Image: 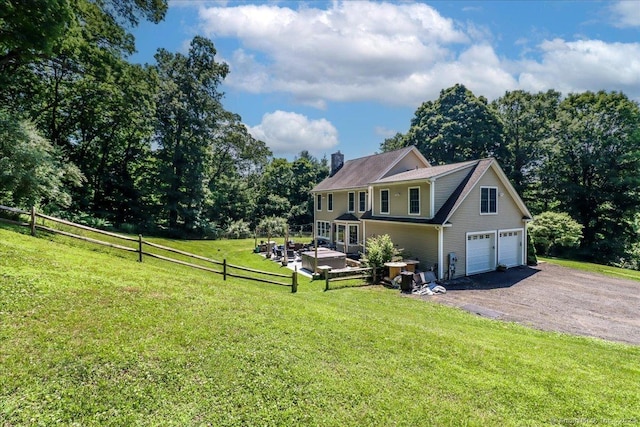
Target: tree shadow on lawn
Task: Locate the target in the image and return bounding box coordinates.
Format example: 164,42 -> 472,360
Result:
444,265 -> 541,291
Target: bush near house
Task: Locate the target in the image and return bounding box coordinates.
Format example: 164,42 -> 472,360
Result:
361,234 -> 400,268
529,211 -> 583,256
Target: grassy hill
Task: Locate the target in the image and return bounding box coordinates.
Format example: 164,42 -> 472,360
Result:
1,225 -> 639,426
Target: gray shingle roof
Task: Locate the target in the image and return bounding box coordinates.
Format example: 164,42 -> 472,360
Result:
373,160 -> 478,184
312,146 -> 418,192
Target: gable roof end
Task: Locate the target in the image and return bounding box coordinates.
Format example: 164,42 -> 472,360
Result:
312,146 -> 428,192
433,158 -> 532,225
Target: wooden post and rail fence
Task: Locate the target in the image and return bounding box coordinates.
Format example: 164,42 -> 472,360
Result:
0,205 -> 298,293
323,266 -> 382,291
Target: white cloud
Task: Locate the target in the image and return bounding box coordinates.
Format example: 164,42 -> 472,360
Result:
516,39 -> 640,97
196,1 -> 640,106
247,111 -> 339,157
610,1 -> 640,28
199,1 -> 476,106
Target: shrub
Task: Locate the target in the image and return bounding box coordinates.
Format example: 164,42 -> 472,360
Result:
529,211 -> 583,256
362,234 -> 399,268
226,220 -> 252,239
527,232 -> 538,265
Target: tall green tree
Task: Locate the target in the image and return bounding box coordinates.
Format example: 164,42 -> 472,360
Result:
405,84 -> 505,164
154,36 -> 230,231
0,110 -> 82,209
1,0 -> 166,221
544,91 -> 640,262
492,90 -> 561,211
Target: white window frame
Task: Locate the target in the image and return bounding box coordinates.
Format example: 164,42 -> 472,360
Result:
347,192 -> 355,213
408,186 -> 420,215
358,191 -> 367,213
316,220 -> 331,239
336,224 -> 346,244
348,224 -> 359,245
327,193 -> 333,212
316,194 -> 322,211
480,186 -> 498,215
380,189 -> 390,214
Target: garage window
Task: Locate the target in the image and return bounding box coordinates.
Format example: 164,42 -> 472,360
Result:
480,187 -> 497,214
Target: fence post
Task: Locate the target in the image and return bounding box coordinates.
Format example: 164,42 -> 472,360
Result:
30,206 -> 36,236
325,273 -> 330,292
372,267 -> 377,284
138,234 -> 143,262
291,268 -> 297,293
223,259 -> 227,281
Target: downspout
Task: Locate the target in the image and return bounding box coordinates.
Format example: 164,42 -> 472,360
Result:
523,218 -> 531,265
437,226 -> 444,280
429,179 -> 436,218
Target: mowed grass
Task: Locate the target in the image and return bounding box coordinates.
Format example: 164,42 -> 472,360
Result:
540,256 -> 640,282
1,225 -> 639,426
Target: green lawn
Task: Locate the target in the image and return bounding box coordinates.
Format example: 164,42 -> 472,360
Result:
539,256 -> 640,282
1,224 -> 639,426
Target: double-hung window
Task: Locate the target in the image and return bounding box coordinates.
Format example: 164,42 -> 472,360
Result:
480,187 -> 498,214
358,191 -> 366,212
336,224 -> 346,243
316,221 -> 330,238
348,192 -> 355,212
409,187 -> 420,215
327,193 -> 333,211
317,194 -> 322,211
380,189 -> 390,214
348,225 -> 359,245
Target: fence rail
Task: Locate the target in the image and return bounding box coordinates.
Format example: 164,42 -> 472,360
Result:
0,205 -> 297,293
324,267 -> 381,291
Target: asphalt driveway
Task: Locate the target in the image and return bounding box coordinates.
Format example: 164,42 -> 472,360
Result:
424,262 -> 640,345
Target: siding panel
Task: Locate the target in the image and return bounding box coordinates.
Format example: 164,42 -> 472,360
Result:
444,167 -> 526,277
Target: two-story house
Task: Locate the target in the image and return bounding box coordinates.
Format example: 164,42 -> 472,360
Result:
311,146 -> 532,279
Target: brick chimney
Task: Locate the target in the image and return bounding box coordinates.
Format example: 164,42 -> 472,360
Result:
330,151 -> 344,176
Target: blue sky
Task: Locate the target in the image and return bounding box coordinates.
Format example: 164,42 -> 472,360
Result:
130,1 -> 640,161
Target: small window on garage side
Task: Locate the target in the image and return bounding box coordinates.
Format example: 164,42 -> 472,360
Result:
480,187 -> 497,214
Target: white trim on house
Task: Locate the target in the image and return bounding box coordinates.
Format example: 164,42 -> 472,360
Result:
358,190 -> 367,213
316,220 -> 331,239
429,179 -> 435,218
347,191 -> 355,213
480,186 -> 498,215
408,186 -> 420,216
437,226 -> 444,280
380,188 -> 390,214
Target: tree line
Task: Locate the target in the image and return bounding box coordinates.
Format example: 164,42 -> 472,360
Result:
2,2 -> 639,267
0,0 -> 328,238
382,84 -> 640,267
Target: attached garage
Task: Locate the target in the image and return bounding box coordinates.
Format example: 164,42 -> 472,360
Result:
466,231 -> 496,275
498,229 -> 523,268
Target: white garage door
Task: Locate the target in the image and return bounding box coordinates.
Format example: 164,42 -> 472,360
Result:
467,233 -> 495,275
499,230 -> 522,268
